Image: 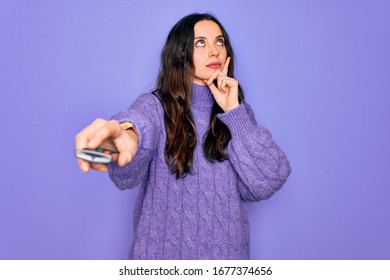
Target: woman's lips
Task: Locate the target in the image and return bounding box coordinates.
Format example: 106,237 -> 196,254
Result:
206,62 -> 222,69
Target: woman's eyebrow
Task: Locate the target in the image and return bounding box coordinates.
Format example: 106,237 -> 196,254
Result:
194,35 -> 224,40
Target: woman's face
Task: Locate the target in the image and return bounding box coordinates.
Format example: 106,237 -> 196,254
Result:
192,20 -> 228,85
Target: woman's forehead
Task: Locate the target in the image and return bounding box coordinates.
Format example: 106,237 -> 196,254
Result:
194,20 -> 223,38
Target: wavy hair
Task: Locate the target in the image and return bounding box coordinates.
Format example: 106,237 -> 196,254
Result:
154,13 -> 244,178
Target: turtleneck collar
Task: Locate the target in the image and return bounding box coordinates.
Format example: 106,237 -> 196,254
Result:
191,83 -> 214,108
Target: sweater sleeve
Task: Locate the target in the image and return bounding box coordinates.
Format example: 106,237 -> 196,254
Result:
107,93 -> 161,190
217,102 -> 291,202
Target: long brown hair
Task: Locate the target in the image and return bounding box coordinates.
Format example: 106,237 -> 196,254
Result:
154,13 -> 244,178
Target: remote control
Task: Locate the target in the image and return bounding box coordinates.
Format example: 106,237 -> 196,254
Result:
75,148 -> 118,165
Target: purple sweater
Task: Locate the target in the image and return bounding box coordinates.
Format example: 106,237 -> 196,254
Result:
108,84 -> 291,259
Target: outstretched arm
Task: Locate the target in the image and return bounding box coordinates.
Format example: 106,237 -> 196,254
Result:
107,93 -> 162,190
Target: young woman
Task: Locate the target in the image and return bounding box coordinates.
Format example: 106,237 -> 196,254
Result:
75,13 -> 291,260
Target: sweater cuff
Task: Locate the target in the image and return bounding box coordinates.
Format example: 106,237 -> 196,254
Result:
217,104 -> 253,138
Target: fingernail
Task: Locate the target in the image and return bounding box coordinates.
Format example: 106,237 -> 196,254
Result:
120,155 -> 130,166
120,157 -> 127,166
81,163 -> 88,173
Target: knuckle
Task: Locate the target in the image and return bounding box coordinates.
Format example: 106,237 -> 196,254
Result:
100,124 -> 111,134
75,133 -> 82,142
107,120 -> 121,133
107,119 -> 119,126
92,118 -> 104,125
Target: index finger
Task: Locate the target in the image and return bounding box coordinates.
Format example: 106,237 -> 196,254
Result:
88,120 -> 122,149
75,118 -> 106,151
222,57 -> 231,75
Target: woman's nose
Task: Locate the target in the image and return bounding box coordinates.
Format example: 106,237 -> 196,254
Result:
209,45 -> 219,57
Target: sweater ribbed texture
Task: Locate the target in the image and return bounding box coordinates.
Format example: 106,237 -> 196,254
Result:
108,84 -> 291,259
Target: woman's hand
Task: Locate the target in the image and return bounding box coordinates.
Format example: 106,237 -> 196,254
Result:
75,118 -> 138,173
203,57 -> 240,112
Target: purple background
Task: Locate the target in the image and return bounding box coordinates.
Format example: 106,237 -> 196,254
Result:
1,0 -> 389,259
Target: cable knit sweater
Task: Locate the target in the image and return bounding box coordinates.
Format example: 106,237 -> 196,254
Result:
108,84 -> 291,259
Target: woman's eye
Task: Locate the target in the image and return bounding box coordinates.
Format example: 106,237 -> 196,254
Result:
217,39 -> 224,46
195,40 -> 205,47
